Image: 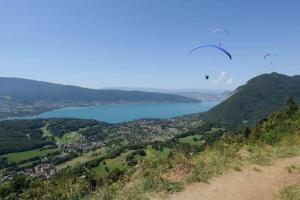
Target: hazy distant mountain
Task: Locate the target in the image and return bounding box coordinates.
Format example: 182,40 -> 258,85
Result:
0,77 -> 198,119
170,90 -> 230,101
101,87 -> 230,101
200,72 -> 300,126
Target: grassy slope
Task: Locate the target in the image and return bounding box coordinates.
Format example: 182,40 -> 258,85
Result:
92,150 -> 134,178
56,148 -> 106,170
179,135 -> 204,145
41,123 -> 51,138
94,106 -> 300,200
276,182 -> 300,200
275,163 -> 300,200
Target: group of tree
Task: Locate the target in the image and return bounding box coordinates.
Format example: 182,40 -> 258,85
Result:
0,120 -> 52,155
200,73 -> 300,127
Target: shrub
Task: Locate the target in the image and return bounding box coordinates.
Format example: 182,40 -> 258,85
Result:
108,168 -> 123,182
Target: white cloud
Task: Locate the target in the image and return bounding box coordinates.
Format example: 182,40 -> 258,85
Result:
226,77 -> 234,85
220,71 -> 226,81
213,71 -> 226,84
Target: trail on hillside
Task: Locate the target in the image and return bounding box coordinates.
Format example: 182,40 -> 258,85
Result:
154,156 -> 300,200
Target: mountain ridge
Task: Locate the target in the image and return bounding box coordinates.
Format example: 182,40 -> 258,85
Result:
199,72 -> 300,126
0,77 -> 198,119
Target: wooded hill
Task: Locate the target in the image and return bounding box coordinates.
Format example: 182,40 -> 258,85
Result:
200,72 -> 300,126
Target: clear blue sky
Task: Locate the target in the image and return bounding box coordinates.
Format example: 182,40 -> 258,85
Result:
0,0 -> 299,90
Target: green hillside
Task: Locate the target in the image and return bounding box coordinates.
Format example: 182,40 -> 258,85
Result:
200,72 -> 300,126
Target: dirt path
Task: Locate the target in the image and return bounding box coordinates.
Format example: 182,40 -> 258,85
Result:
154,156 -> 300,200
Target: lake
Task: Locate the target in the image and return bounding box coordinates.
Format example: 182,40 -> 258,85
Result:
9,101 -> 219,123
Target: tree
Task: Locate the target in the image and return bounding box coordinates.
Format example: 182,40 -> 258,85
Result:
243,127 -> 251,138
108,168 -> 123,182
11,174 -> 28,192
285,95 -> 298,117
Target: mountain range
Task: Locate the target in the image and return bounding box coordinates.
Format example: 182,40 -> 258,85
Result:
0,77 -> 198,119
101,87 -> 230,101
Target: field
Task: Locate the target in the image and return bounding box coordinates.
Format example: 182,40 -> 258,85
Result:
56,147 -> 106,170
92,150 -> 134,178
179,134 -> 205,145
0,146 -> 60,164
41,124 -> 51,138
146,145 -> 171,158
55,131 -> 79,144
91,145 -> 171,178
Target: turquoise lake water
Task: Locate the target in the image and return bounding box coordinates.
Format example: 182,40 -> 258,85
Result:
10,101 -> 219,123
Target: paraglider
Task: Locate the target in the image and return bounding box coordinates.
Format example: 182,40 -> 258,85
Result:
211,28 -> 230,35
188,44 -> 232,60
205,75 -> 209,80
264,53 -> 278,65
211,28 -> 230,46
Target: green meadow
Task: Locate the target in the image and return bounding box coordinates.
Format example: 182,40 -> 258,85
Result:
56,148 -> 106,170
92,150 -> 134,178
179,134 -> 205,145
55,132 -> 79,144
1,146 -> 60,164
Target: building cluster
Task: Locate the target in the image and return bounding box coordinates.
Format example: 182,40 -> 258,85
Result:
1,162 -> 57,183
113,117 -> 202,143
59,135 -> 104,153
32,163 -> 57,179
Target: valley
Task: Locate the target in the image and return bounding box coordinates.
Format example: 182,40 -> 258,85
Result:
0,115 -> 203,182
1,73 -> 300,200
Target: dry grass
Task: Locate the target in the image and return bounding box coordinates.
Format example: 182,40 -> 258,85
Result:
275,183 -> 300,200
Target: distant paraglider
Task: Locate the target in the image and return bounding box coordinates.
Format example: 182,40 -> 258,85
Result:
205,75 -> 209,80
211,28 -> 230,46
188,44 -> 232,60
264,53 -> 278,65
211,28 -> 230,35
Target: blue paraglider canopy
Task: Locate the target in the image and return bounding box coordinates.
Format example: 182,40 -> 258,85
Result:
264,53 -> 278,59
264,53 -> 279,65
188,44 -> 232,60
